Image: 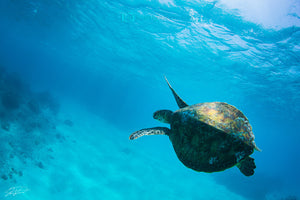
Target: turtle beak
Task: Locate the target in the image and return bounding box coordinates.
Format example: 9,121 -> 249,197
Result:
153,111 -> 159,120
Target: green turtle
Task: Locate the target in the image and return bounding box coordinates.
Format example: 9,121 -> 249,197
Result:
130,77 -> 261,176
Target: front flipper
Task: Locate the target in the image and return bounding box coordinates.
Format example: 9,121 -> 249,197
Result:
164,76 -> 189,109
237,156 -> 256,176
129,127 -> 171,140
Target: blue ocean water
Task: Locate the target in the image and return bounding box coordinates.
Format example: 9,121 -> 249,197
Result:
0,0 -> 299,199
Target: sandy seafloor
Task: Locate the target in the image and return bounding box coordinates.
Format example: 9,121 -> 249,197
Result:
0,98 -> 248,200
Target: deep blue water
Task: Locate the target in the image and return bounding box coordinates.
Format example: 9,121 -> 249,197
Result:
0,0 -> 299,199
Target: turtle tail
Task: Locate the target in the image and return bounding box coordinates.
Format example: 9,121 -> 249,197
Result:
237,156 -> 256,176
129,127 -> 170,140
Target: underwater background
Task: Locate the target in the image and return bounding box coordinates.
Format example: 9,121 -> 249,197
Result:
0,0 -> 299,199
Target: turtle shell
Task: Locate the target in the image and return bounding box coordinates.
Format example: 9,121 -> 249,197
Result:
168,102 -> 256,172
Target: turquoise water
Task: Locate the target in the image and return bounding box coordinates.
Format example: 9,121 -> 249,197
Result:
0,0 -> 299,199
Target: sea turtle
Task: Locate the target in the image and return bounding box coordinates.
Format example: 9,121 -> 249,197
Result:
129,77 -> 261,176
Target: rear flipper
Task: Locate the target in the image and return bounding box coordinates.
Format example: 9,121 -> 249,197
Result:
129,127 -> 170,140
237,156 -> 256,176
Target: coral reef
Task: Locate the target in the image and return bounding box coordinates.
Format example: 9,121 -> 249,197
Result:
1,91 -> 22,110
282,196 -> 298,200
0,67 -> 61,181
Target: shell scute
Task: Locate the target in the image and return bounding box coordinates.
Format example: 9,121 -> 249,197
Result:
175,102 -> 256,149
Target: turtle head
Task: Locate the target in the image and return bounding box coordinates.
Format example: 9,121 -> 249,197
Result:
153,110 -> 173,124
